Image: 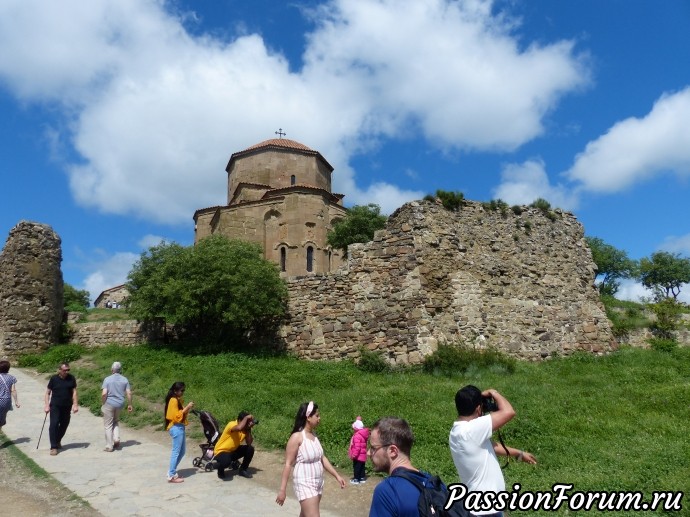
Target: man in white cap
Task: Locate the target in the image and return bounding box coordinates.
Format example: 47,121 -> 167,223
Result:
101,361 -> 133,452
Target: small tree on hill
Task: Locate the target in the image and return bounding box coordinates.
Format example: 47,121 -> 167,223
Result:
327,204 -> 387,256
126,236 -> 288,347
64,283 -> 90,312
638,251 -> 690,300
585,236 -> 637,296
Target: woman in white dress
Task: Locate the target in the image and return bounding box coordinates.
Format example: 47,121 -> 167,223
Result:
276,401 -> 346,516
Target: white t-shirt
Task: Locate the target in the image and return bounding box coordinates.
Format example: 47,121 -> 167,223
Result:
449,415 -> 505,512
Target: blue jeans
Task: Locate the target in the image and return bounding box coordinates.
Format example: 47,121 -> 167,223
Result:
168,424 -> 186,478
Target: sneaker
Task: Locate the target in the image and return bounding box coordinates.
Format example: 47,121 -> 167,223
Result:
238,470 -> 253,479
349,478 -> 360,485
50,449 -> 58,456
104,447 -> 114,452
113,441 -> 120,449
167,475 -> 184,483
358,478 -> 367,484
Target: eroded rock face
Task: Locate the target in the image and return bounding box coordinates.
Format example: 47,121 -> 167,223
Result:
281,201 -> 616,364
0,221 -> 63,357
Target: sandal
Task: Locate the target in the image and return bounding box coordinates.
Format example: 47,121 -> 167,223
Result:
167,475 -> 184,483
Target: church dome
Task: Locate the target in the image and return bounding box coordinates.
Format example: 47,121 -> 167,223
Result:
242,138 -> 315,153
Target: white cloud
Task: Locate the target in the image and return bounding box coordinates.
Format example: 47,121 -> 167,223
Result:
138,234 -> 167,249
566,87 -> 690,192
616,278 -> 690,305
659,233 -> 690,255
492,158 -> 577,209
0,0 -> 588,224
81,251 -> 139,304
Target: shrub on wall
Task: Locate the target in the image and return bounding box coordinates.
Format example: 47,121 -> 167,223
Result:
422,343 -> 516,376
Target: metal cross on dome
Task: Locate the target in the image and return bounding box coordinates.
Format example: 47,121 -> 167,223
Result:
275,128 -> 286,139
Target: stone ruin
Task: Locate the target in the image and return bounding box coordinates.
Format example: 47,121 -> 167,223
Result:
281,200 -> 617,363
0,221 -> 63,358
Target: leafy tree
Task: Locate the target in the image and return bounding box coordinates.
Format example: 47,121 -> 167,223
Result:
638,251 -> 690,300
585,237 -> 637,296
126,236 -> 288,345
327,204 -> 387,256
64,283 -> 90,312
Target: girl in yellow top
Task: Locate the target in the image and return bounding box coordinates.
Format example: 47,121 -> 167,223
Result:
164,381 -> 194,483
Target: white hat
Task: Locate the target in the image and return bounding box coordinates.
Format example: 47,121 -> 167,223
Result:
352,416 -> 364,430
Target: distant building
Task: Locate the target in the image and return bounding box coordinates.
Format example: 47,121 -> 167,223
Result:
94,284 -> 129,308
193,137 -> 348,276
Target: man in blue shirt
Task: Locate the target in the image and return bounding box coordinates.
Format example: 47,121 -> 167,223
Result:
368,417 -> 435,517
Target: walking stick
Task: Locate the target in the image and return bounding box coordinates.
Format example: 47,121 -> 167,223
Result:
36,412 -> 48,450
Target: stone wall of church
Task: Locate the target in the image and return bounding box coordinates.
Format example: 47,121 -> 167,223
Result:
279,201 -> 616,363
0,221 -> 63,358
196,192 -> 346,276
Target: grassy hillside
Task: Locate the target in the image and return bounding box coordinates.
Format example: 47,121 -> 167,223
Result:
21,344 -> 690,515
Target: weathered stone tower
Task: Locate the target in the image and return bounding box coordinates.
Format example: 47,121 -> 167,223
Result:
0,221 -> 64,357
193,138 -> 348,276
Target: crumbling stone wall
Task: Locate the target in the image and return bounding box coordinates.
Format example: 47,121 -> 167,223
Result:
280,201 -> 616,363
0,221 -> 63,357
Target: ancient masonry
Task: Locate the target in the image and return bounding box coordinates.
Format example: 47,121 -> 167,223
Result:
0,221 -> 63,358
279,201 -> 616,363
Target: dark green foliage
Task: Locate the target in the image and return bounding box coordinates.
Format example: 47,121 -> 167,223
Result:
638,251 -> 690,299
327,204 -> 387,256
648,337 -> 678,352
423,194 -> 436,202
357,347 -> 391,372
648,297 -> 684,339
435,190 -> 465,211
523,220 -> 532,235
64,283 -> 90,312
586,237 -> 637,296
511,205 -> 523,215
530,197 -> 552,211
126,236 -> 288,348
530,198 -> 560,222
422,343 -> 516,376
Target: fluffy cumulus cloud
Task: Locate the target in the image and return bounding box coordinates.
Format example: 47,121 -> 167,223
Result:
0,0 -> 587,224
81,251 -> 139,305
659,233 -> 690,255
566,87 -> 690,192
492,158 -> 577,210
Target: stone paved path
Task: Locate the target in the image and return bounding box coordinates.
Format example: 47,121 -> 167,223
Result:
3,368 -> 344,516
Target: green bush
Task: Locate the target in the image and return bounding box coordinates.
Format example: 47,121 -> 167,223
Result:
511,205 -> 523,215
17,344 -> 86,372
357,347 -> 390,373
648,337 -> 678,352
435,190 -> 465,212
422,343 -> 516,376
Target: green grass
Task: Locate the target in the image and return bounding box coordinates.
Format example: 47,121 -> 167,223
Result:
20,344 -> 690,516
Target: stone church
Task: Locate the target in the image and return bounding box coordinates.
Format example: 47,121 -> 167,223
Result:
193,137 -> 348,276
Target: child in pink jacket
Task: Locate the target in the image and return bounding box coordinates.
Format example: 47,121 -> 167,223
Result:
348,416 -> 369,484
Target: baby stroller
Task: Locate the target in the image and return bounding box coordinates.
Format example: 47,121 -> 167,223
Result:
191,409 -> 222,472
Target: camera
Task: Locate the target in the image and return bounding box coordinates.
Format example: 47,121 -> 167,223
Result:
251,418 -> 259,426
481,396 -> 498,413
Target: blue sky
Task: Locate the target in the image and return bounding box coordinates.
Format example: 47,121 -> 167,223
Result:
1,0 -> 689,303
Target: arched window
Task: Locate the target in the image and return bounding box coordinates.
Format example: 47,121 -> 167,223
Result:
290,174 -> 296,185
306,246 -> 314,272
280,247 -> 286,272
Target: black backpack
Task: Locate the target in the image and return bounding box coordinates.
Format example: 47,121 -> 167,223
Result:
392,469 -> 470,517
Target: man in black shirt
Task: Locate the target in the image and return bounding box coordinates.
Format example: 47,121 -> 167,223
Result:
44,362 -> 79,455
